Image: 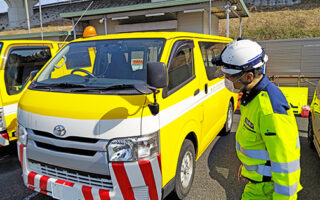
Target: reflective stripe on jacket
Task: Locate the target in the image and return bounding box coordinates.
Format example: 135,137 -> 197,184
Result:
236,75 -> 302,199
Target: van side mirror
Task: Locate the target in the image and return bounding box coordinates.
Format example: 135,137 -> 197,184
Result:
147,62 -> 167,88
30,70 -> 39,81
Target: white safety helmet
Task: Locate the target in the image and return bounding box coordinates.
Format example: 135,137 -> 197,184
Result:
219,38 -> 268,75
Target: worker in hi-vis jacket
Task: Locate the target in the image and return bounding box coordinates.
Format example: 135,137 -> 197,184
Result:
214,38 -> 302,200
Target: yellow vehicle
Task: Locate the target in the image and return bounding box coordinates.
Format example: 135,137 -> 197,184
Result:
308,80 -> 320,157
279,87 -> 308,115
0,40 -> 61,148
17,32 -> 237,199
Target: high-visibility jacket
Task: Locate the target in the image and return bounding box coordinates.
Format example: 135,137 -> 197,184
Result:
236,75 -> 302,199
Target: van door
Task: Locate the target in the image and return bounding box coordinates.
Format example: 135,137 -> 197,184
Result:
160,39 -> 202,186
0,44 -> 53,140
197,41 -> 229,146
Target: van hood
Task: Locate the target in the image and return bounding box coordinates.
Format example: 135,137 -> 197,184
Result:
18,89 -> 152,139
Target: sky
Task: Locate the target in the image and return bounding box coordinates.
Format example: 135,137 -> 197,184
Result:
0,0 -> 70,13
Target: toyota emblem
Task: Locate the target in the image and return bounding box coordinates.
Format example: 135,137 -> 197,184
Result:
53,125 -> 66,137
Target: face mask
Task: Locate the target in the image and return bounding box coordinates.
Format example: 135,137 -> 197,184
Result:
224,73 -> 248,93
225,78 -> 241,93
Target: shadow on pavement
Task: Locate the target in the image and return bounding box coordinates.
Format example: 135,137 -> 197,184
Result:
207,132 -> 246,200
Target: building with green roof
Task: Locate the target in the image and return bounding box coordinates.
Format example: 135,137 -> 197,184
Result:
60,0 -> 249,39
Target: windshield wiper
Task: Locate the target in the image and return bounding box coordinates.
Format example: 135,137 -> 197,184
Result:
71,83 -> 155,95
71,84 -> 134,92
33,82 -> 86,89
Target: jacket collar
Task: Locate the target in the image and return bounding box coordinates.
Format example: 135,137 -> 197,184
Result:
241,75 -> 270,106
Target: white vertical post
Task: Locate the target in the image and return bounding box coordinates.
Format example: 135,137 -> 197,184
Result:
72,18 -> 76,40
24,0 -> 31,33
225,4 -> 230,38
209,0 -> 211,35
39,0 -> 43,40
104,15 -> 107,35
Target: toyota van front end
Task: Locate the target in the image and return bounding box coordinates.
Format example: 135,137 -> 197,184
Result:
17,36 -> 165,200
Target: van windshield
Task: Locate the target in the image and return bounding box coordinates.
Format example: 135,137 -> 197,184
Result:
34,39 -> 165,94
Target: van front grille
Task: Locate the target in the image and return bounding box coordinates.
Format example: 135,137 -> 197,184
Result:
33,130 -> 99,143
35,141 -> 97,156
29,160 -> 113,190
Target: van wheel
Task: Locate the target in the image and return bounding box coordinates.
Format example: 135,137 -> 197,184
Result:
173,139 -> 195,199
308,114 -> 315,149
219,101 -> 234,136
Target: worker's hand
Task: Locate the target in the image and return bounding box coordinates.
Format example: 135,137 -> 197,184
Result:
237,164 -> 247,182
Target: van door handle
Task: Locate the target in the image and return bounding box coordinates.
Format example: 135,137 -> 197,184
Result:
194,89 -> 200,96
205,84 -> 208,94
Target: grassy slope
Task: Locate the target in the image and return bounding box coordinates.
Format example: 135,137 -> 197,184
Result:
219,1 -> 320,40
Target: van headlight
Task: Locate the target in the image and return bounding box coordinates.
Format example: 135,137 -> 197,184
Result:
17,124 -> 28,145
107,131 -> 159,162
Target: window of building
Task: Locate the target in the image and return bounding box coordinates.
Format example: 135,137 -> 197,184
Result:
5,47 -> 51,95
199,42 -> 226,80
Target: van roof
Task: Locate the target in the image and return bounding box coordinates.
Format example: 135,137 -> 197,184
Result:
0,40 -> 60,44
72,32 -> 232,43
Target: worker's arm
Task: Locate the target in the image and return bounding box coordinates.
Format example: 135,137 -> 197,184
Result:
260,113 -> 302,200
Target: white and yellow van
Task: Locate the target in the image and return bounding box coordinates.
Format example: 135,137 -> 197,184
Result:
0,40 -> 61,148
17,32 -> 237,200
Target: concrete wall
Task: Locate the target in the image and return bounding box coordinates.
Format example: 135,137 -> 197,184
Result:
203,10 -> 219,35
5,0 -> 37,28
0,13 -> 8,31
177,12 -> 203,34
106,19 -> 119,35
87,18 -> 119,35
89,19 -> 107,36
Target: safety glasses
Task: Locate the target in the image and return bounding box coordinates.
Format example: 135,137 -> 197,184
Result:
224,71 -> 243,80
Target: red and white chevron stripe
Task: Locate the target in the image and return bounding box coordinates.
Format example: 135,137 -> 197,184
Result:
18,142 -> 162,200
0,133 -> 9,147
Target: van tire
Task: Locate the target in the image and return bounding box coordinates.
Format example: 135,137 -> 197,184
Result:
219,101 -> 234,136
173,139 -> 196,199
308,114 -> 315,149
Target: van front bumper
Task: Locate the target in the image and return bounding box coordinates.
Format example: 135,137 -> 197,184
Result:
18,142 -> 162,200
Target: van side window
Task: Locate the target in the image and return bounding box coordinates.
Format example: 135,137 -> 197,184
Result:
5,47 -> 51,95
168,46 -> 194,91
199,42 -> 226,80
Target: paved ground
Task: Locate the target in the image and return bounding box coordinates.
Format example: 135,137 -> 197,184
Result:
0,114 -> 319,200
